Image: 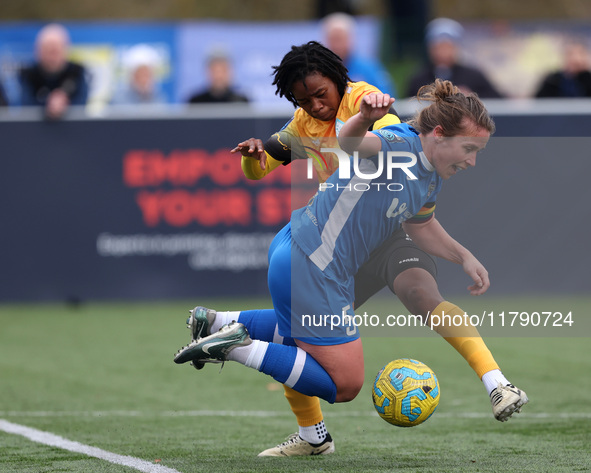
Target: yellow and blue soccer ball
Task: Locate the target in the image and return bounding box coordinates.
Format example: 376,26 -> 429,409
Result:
372,358 -> 440,427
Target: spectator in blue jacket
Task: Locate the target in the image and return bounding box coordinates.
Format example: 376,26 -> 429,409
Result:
19,24 -> 89,119
322,12 -> 397,96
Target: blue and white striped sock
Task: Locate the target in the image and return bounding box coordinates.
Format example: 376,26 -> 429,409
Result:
238,309 -> 297,346
228,341 -> 337,403
211,309 -> 296,346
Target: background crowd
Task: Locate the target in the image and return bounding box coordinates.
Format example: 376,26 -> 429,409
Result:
0,8 -> 590,117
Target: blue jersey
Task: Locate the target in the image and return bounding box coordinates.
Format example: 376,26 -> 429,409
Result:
291,123 -> 442,281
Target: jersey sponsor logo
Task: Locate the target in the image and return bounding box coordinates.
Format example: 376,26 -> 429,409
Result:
386,197 -> 408,219
304,207 -> 319,226
376,129 -> 404,143
335,118 -> 344,136
427,182 -> 436,197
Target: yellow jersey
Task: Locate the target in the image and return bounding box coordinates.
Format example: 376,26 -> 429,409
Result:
242,81 -> 400,183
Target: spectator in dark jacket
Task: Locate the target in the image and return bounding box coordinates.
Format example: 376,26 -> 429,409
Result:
535,40 -> 591,98
19,24 -> 89,119
188,49 -> 249,104
0,81 -> 8,107
407,18 -> 502,99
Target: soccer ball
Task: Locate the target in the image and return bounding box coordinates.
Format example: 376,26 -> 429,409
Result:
372,358 -> 440,427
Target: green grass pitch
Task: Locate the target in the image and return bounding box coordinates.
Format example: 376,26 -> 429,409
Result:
1,295 -> 590,472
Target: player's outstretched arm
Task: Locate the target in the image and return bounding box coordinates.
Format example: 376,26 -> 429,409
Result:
402,218 -> 490,296
232,138 -> 267,168
338,93 -> 395,158
232,138 -> 267,171
231,137 -> 284,180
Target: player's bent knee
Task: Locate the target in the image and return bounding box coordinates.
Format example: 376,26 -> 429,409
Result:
333,367 -> 364,402
394,269 -> 442,318
295,338 -> 364,403
402,286 -> 433,309
335,378 -> 364,402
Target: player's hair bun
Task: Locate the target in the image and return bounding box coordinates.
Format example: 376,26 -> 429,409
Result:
417,79 -> 461,103
408,79 -> 495,137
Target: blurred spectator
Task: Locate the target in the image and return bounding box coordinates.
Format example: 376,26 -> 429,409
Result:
112,44 -> 166,105
322,12 -> 397,96
385,0 -> 430,61
316,0 -> 358,17
406,18 -> 502,98
19,24 -> 89,119
535,40 -> 591,98
188,50 -> 249,104
0,80 -> 8,107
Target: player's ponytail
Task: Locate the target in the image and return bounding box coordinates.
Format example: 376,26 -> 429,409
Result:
409,79 -> 495,136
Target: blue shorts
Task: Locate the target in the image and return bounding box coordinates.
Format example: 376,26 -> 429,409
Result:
267,223 -> 360,346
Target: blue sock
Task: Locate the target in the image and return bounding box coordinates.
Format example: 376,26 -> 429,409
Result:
237,309 -> 297,346
258,343 -> 337,403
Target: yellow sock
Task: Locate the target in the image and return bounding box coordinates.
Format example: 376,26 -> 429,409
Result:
283,385 -> 324,427
429,301 -> 499,379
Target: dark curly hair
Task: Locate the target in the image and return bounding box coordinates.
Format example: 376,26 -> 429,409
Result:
272,41 -> 351,107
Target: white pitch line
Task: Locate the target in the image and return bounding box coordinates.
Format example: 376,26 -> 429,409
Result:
0,419 -> 182,473
0,410 -> 590,419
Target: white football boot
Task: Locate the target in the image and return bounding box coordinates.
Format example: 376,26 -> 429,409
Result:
258,433 -> 335,457
490,383 -> 529,421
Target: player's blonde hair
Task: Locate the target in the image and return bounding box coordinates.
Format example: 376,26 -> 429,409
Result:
409,79 -> 495,136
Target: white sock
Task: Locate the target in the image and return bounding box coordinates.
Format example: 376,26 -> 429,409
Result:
482,369 -> 510,395
226,339 -> 268,370
299,420 -> 328,445
210,311 -> 241,333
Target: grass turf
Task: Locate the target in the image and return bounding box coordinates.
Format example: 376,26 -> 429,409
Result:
0,295 -> 590,472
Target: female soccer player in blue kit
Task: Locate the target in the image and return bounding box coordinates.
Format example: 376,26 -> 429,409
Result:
174,79 -> 528,452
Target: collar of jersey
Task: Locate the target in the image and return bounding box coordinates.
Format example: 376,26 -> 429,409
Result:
419,151 -> 434,172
